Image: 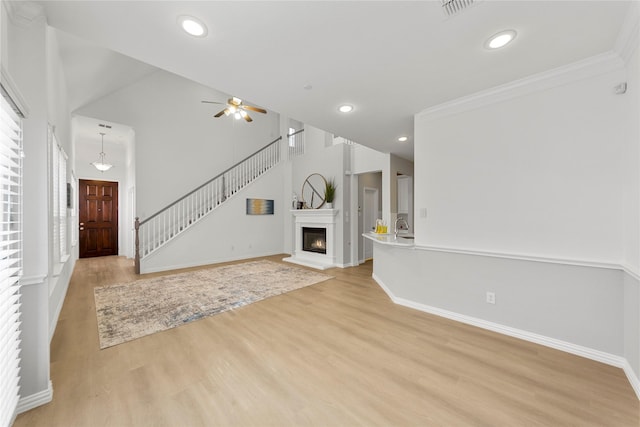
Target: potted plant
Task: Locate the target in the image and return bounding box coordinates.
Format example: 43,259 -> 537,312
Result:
324,178 -> 336,209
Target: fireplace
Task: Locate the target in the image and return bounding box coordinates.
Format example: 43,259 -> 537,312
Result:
302,227 -> 327,254
283,208 -> 339,270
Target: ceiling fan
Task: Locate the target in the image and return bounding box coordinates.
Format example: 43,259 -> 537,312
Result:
201,97 -> 266,122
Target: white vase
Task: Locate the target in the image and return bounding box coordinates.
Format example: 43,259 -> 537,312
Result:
325,202 -> 333,209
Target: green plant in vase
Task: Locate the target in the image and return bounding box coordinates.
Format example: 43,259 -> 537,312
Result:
324,178 -> 336,208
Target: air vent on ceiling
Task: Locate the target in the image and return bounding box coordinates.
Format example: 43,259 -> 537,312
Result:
98,123 -> 112,129
441,0 -> 477,17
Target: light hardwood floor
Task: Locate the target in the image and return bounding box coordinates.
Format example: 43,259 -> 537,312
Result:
15,255 -> 639,426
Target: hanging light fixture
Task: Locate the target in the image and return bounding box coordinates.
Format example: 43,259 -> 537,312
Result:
91,132 -> 113,172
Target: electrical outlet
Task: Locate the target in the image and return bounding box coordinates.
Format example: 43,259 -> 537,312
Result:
486,292 -> 496,304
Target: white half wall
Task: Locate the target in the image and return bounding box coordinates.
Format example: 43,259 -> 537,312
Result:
374,245 -> 623,355
372,243 -> 639,398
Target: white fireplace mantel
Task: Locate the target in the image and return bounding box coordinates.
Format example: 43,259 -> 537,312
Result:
283,209 -> 339,270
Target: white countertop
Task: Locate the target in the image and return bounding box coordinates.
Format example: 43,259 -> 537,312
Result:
363,232 -> 415,247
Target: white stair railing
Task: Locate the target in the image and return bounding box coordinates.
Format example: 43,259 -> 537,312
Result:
287,128 -> 305,159
134,137 -> 281,273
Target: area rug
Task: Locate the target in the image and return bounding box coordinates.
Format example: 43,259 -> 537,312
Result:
94,260 -> 332,349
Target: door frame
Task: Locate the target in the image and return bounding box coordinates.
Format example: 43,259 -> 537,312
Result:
78,179 -> 119,258
362,186 -> 379,262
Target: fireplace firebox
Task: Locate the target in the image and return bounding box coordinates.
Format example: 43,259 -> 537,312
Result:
302,227 -> 327,254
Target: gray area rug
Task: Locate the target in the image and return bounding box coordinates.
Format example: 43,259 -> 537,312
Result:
94,260 -> 332,349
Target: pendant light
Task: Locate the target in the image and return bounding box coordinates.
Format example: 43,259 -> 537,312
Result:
91,132 -> 113,172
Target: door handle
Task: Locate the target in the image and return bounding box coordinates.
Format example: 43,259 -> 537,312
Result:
80,222 -> 84,226
79,227 -> 84,231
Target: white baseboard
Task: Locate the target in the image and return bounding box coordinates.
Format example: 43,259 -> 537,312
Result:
372,273 -> 640,400
140,251 -> 282,274
622,359 -> 640,400
336,262 -> 358,268
49,277 -> 70,342
16,380 -> 53,414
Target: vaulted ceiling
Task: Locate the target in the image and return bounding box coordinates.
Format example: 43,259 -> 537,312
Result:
37,1 -> 633,160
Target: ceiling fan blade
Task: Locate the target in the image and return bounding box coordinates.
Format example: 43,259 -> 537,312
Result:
243,105 -> 267,114
243,113 -> 253,123
214,109 -> 226,118
202,100 -> 225,105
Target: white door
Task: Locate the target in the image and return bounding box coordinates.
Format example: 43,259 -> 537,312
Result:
363,187 -> 379,260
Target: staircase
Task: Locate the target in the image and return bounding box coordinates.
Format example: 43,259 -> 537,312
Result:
134,137 -> 282,273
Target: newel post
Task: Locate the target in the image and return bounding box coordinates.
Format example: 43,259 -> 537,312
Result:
134,217 -> 140,274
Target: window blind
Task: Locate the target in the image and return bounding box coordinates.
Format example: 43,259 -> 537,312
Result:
49,127 -> 67,264
0,84 -> 23,427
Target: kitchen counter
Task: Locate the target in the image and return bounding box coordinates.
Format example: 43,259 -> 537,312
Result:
363,232 -> 415,247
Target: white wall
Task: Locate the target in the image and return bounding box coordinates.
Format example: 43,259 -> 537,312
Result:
5,0 -> 52,407
141,163 -> 286,273
357,172 -> 382,261
389,154 -> 413,217
46,26 -> 76,341
416,66 -> 627,262
621,18 -> 640,388
73,122 -> 135,257
374,48 -> 640,397
290,125 -> 351,266
75,70 -> 280,220
352,142 -> 388,175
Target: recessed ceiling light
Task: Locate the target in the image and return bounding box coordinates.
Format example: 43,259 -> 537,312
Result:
485,30 -> 516,49
398,136 -> 408,142
338,104 -> 354,113
178,15 -> 208,37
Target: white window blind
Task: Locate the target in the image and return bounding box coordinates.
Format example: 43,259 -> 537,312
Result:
49,127 -> 67,263
0,84 -> 23,427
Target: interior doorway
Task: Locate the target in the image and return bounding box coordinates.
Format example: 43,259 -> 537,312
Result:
363,187 -> 379,261
79,179 -> 119,258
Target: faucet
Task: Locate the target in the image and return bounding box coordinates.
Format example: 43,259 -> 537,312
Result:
394,217 -> 409,238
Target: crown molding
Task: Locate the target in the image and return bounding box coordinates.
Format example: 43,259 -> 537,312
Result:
622,264 -> 640,282
3,0 -> 45,27
417,51 -> 624,122
614,1 -> 640,65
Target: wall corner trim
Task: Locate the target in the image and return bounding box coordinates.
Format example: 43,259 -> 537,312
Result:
371,272 -> 640,401
614,1 -> 640,65
417,51 -> 624,122
16,380 -> 53,415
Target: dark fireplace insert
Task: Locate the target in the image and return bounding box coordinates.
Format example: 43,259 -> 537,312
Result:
302,227 -> 327,254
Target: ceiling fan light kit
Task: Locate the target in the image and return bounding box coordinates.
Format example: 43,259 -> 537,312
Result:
202,96 -> 266,123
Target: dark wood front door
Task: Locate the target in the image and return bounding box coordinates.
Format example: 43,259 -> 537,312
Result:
79,179 -> 118,258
